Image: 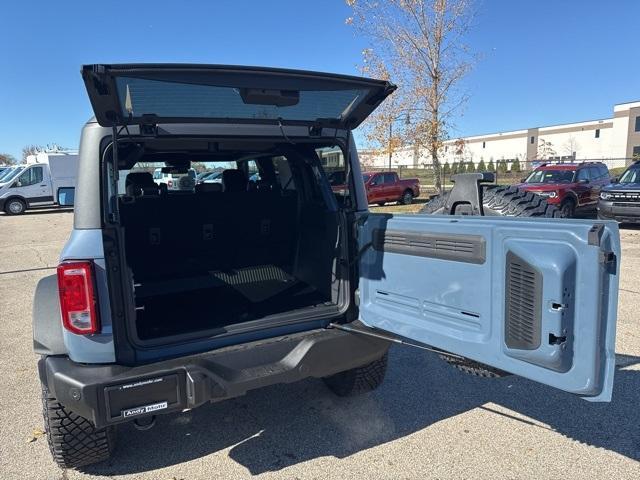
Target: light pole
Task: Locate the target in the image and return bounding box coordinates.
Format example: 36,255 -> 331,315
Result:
388,112 -> 412,171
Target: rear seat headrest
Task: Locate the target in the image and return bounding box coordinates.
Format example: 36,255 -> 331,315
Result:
125,171 -> 159,197
195,183 -> 222,193
222,169 -> 247,193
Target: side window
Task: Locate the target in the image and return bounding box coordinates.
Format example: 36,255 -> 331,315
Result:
576,168 -> 590,182
316,146 -> 349,202
370,174 -> 382,185
383,173 -> 396,184
245,160 -> 261,187
13,166 -> 42,187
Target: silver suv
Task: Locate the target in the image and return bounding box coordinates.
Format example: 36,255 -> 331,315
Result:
34,64 -> 621,469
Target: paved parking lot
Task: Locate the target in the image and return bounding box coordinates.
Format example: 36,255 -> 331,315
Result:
1,209 -> 639,480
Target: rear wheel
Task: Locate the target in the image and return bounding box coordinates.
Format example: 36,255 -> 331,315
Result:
377,202 -> 386,206
421,185 -> 561,218
323,353 -> 388,396
400,189 -> 414,205
4,198 -> 26,215
42,383 -> 115,468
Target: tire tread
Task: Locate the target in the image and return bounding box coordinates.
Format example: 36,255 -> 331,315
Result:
421,185 -> 561,218
323,353 -> 388,396
41,384 -> 114,468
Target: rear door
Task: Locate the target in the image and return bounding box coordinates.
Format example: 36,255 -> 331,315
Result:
359,214 -> 619,401
81,64 -> 396,129
367,174 -> 384,204
575,168 -> 593,206
382,173 -> 398,201
590,166 -> 607,203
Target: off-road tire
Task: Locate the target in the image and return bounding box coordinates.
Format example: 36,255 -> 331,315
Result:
42,384 -> 115,468
323,353 -> 388,396
439,353 -> 509,378
420,185 -> 561,218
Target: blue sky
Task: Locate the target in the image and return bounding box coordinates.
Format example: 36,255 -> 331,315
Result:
1,0 -> 638,160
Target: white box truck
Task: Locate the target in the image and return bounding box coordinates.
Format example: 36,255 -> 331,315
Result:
0,151 -> 79,215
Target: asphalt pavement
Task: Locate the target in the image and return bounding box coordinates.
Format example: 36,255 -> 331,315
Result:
0,209 -> 638,479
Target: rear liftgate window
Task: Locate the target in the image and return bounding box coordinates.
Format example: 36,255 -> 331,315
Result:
117,77 -> 369,123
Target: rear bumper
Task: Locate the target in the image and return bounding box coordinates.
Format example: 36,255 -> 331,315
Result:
597,200 -> 640,223
39,325 -> 390,428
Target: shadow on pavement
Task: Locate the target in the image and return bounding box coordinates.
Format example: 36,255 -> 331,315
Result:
84,347 -> 640,476
0,208 -> 73,216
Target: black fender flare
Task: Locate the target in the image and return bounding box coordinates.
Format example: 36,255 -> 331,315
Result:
33,274 -> 67,357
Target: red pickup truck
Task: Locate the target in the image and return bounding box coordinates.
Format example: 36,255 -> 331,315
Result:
361,171 -> 420,205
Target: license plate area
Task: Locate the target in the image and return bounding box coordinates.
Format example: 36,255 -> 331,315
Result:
104,373 -> 183,422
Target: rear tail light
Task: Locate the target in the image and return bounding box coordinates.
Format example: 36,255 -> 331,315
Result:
57,261 -> 100,334
168,180 -> 173,188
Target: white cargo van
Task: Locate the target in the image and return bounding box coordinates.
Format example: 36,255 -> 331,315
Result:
0,152 -> 79,215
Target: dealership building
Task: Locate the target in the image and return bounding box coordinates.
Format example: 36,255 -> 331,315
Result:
360,100 -> 640,169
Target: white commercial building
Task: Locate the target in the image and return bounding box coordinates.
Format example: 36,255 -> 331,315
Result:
360,100 -> 640,170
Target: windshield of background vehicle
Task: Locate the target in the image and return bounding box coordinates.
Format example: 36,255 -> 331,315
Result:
0,167 -> 24,183
618,167 -> 640,184
525,169 -> 576,184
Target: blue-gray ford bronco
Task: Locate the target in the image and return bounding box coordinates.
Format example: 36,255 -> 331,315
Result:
33,64 -> 621,468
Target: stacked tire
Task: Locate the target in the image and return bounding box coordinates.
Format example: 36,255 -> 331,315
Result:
420,185 -> 561,218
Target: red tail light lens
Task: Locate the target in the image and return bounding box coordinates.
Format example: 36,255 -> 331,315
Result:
57,261 -> 99,335
168,180 -> 173,188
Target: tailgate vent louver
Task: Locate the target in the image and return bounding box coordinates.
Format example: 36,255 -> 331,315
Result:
372,229 -> 485,264
505,252 -> 542,350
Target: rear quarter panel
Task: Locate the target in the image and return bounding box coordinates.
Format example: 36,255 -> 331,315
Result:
59,229 -> 115,363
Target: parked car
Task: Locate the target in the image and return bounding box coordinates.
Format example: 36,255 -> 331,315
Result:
515,162 -> 610,217
360,171 -> 420,205
598,160 -> 640,223
153,167 -> 197,190
34,63 -> 620,469
0,152 -> 78,215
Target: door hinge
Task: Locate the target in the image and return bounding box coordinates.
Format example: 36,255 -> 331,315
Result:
588,223 -> 605,246
599,251 -> 617,274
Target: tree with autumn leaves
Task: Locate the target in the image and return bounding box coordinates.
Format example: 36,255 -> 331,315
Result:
346,0 -> 476,193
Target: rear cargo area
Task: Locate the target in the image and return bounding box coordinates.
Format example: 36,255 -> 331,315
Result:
116,149 -> 346,344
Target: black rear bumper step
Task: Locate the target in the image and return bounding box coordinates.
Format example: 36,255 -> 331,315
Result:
39,325 -> 389,428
